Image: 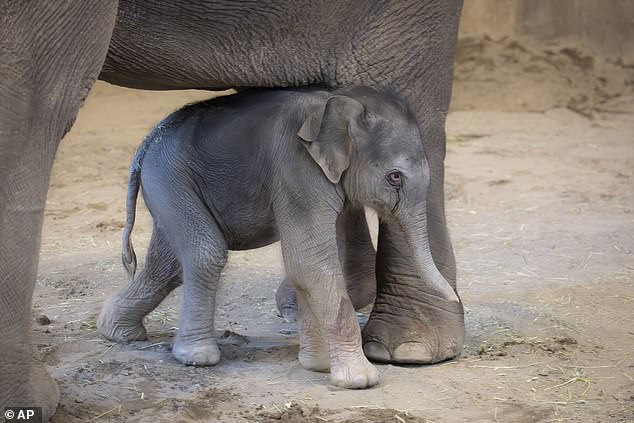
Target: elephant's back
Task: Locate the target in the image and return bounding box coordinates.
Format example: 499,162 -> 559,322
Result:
135,87 -> 329,182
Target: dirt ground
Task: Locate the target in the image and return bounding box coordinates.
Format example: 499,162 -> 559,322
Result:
34,42 -> 633,422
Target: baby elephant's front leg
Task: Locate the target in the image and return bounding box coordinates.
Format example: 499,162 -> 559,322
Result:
329,296 -> 379,387
296,287 -> 379,389
283,237 -> 380,389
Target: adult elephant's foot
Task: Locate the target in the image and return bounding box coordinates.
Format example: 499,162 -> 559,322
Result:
1,351 -> 60,422
362,273 -> 464,364
330,355 -> 380,389
97,296 -> 148,342
28,360 -> 60,421
172,337 -> 220,366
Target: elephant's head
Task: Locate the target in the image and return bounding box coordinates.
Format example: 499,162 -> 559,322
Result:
298,87 -> 459,303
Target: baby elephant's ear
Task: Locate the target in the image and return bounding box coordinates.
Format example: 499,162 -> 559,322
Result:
297,95 -> 365,184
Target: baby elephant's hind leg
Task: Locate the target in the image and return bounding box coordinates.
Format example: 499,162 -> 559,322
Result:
275,277 -> 299,322
171,214 -> 228,367
98,227 -> 182,342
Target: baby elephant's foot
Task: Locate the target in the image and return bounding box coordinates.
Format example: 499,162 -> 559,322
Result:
97,298 -> 148,343
330,355 -> 380,389
172,337 -> 221,366
275,278 -> 298,322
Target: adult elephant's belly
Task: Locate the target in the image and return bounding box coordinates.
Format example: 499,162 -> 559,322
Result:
98,0 -> 348,90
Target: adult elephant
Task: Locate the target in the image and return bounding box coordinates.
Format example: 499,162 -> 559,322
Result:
1,0 -> 464,419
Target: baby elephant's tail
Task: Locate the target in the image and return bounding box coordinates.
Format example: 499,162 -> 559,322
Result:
122,151 -> 143,281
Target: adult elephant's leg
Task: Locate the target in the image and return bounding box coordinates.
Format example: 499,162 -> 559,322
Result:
351,1 -> 465,363
98,227 -> 182,342
0,1 -> 117,418
363,205 -> 464,364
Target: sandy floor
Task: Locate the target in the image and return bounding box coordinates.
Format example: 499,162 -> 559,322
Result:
33,77 -> 633,423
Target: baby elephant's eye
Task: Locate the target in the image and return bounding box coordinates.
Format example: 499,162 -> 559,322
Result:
387,171 -> 402,188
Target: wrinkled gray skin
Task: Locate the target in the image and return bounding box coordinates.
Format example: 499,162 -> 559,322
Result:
97,87 -> 460,389
1,0 -> 464,417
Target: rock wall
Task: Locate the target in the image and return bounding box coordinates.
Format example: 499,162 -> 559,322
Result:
460,0 -> 634,61
452,1 -> 634,112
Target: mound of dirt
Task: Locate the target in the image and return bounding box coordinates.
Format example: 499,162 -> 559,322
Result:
452,34 -> 634,115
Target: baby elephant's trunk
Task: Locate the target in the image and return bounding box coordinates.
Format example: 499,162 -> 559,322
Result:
398,205 -> 459,303
121,158 -> 142,281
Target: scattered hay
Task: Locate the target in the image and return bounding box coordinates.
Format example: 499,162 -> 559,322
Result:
86,404 -> 122,421
146,307 -> 177,326
476,335 -> 578,358
248,401 -> 328,423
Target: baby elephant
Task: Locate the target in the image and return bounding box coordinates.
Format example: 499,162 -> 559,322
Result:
98,86 -> 458,389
